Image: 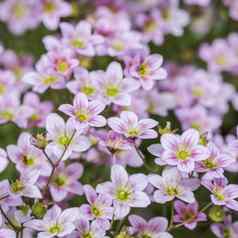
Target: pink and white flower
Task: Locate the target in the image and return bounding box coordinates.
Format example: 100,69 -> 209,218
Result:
59,93 -> 106,131
108,111 -> 158,139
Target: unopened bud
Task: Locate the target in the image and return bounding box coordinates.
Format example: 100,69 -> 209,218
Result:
209,206 -> 225,222
32,201 -> 47,219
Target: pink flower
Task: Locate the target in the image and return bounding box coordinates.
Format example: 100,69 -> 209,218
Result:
7,132 -> 51,176
59,93 -> 106,131
40,0 -> 72,30
202,172 -> 238,211
160,129 -> 208,172
67,68 -> 99,99
46,113 -> 91,160
49,163 -> 84,202
72,218 -> 107,238
25,205 -> 80,237
149,167 -> 200,204
96,165 -> 150,219
195,142 -> 235,173
60,21 -> 103,56
23,92 -> 53,128
108,111 -> 158,139
80,185 -> 113,230
125,50 -> 167,90
199,39 -> 237,72
174,200 -> 207,230
128,215 -> 172,238
97,62 -> 140,106
10,170 -> 42,199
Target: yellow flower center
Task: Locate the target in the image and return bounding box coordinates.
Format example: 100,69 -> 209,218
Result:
71,39 -> 85,49
48,224 -> 62,234
0,84 -> 6,95
56,60 -> 69,73
75,111 -> 89,122
166,186 -> 178,196
116,187 -> 131,201
176,149 -> 191,161
58,135 -> 71,146
54,175 -> 68,187
44,2 -> 56,13
13,3 -> 26,18
0,111 -> 13,120
22,155 -> 35,166
202,158 -> 217,169
106,85 -> 119,97
43,76 -> 58,85
127,128 -> 140,138
91,205 -> 101,217
82,85 -> 96,96
144,20 -> 157,32
139,63 -> 150,77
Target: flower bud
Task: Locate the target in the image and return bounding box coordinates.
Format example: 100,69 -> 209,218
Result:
209,206 -> 225,222
32,201 -> 47,219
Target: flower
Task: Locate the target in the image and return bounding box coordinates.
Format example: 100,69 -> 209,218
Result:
60,21 -> 103,56
195,142 -> 235,173
96,165 -> 150,219
67,68 -> 99,98
160,128 -> 208,172
72,218 -> 107,238
25,205 -> 80,238
125,50 -> 167,90
49,163 -> 84,202
10,170 -> 42,199
108,111 -> 158,139
128,215 -> 172,238
80,185 -> 113,230
202,172 -> 238,211
46,113 -> 91,160
174,200 -> 207,230
149,167 -> 200,203
40,0 -> 72,30
7,132 -> 51,176
97,62 -> 140,106
59,93 -> 106,131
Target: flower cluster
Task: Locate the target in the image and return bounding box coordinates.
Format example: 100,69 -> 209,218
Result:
0,1 -> 237,238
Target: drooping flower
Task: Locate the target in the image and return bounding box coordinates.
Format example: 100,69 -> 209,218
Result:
149,167 -> 200,203
174,200 -> 207,230
108,111 -> 158,139
96,165 -> 150,219
59,93 -> 106,131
